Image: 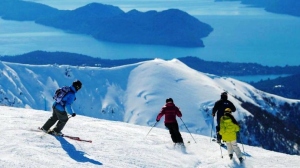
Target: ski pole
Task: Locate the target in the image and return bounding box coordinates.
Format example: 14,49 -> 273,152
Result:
211,115 -> 214,142
239,131 -> 246,159
212,115 -> 223,158
220,144 -> 223,158
180,118 -> 196,143
145,121 -> 158,138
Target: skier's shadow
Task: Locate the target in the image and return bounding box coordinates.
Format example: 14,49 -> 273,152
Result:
55,136 -> 102,166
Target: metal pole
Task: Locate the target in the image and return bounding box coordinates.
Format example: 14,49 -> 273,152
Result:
239,132 -> 246,160
180,118 -> 196,143
211,116 -> 214,142
220,145 -> 223,158
145,121 -> 158,138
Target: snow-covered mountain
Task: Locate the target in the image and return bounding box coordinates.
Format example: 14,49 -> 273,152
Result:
1,106 -> 300,168
0,59 -> 299,155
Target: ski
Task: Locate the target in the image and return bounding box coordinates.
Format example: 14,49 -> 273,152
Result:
170,143 -> 188,154
63,135 -> 92,143
34,127 -> 92,143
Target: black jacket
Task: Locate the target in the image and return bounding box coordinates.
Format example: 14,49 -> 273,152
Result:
212,99 -> 236,118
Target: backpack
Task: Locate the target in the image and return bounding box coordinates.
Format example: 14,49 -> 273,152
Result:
53,86 -> 72,105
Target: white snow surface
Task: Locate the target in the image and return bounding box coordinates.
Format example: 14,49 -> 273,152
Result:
0,59 -> 299,137
1,106 -> 300,168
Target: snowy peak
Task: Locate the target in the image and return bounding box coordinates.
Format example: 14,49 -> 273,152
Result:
0,59 -> 299,155
0,58 -> 298,120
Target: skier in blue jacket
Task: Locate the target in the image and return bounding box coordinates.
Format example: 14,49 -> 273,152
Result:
41,80 -> 82,136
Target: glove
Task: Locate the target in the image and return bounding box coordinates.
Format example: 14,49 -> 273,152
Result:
72,113 -> 76,117
156,119 -> 160,122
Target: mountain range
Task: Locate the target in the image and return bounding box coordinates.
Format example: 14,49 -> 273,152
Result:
2,51 -> 300,99
218,0 -> 300,17
0,58 -> 299,155
0,0 -> 299,157
0,0 -> 213,47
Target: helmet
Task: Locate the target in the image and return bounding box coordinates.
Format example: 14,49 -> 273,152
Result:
72,80 -> 82,91
166,98 -> 173,103
224,108 -> 231,113
221,92 -> 228,100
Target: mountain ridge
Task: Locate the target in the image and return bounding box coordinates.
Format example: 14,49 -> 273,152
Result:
2,51 -> 300,99
0,58 -> 299,154
2,51 -> 300,76
217,0 -> 300,17
0,0 -> 213,47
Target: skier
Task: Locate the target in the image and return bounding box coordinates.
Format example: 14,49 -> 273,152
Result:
212,92 -> 236,143
219,108 -> 244,163
41,80 -> 82,136
156,98 -> 184,146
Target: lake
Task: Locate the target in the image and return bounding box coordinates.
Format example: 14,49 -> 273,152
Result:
1,0 -> 300,66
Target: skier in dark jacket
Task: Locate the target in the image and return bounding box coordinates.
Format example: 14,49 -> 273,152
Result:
41,80 -> 82,136
212,92 -> 236,143
156,98 -> 184,146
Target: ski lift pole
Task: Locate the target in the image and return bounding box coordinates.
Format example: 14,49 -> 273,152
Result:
180,118 -> 196,143
145,121 -> 158,138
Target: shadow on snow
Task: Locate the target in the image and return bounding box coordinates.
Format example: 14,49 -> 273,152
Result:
55,136 -> 102,166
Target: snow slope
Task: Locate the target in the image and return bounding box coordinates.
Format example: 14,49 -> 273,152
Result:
0,58 -> 299,138
1,106 -> 299,168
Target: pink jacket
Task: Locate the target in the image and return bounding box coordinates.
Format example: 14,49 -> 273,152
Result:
156,103 -> 182,123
